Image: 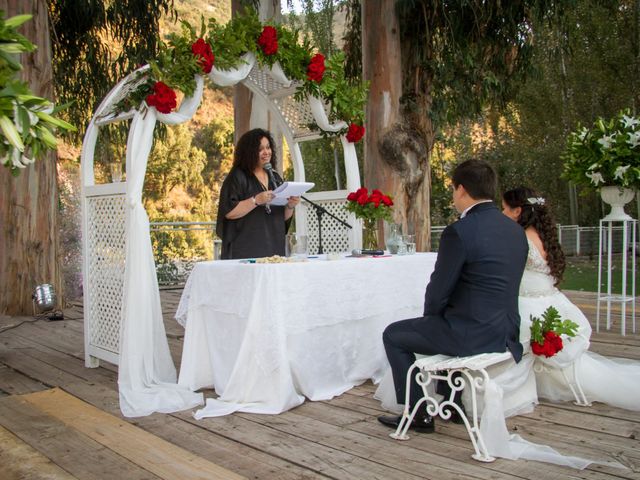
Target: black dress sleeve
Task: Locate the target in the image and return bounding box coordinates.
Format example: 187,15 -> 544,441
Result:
216,168 -> 250,258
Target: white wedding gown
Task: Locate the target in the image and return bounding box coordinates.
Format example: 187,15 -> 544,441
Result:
375,238 -> 640,415
517,239 -> 640,412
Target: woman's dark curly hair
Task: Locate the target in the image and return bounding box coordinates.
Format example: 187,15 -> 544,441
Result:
233,128 -> 278,174
503,187 -> 566,285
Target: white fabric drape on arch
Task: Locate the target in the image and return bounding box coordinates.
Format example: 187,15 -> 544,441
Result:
118,76 -> 206,417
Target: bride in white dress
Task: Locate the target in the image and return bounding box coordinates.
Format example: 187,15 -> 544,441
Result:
375,187 -> 640,416
502,187 -> 640,412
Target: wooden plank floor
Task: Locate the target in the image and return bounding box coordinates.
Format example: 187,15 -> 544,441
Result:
0,288 -> 639,479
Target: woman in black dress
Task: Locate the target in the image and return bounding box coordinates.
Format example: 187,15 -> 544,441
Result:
216,128 -> 300,259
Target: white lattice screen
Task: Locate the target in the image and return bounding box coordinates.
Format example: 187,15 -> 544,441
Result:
84,191 -> 126,363
302,196 -> 354,254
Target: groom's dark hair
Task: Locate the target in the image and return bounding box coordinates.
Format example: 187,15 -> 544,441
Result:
452,159 -> 497,200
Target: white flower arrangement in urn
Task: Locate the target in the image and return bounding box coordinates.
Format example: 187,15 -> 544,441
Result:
562,109 -> 640,220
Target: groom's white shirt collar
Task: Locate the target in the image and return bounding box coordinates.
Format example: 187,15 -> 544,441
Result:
460,200 -> 493,219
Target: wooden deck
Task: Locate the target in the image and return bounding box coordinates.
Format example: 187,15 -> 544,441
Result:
1,289 -> 639,480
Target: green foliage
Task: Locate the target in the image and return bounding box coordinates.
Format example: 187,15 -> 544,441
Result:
529,306 -> 579,344
111,9 -> 367,136
207,8 -> 262,70
394,0 -> 564,127
562,110 -> 640,189
0,12 -> 75,175
48,0 -> 176,143
145,124 -> 207,205
296,51 -> 368,125
430,0 -> 640,226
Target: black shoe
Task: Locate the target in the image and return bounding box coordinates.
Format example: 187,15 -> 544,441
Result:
442,403 -> 466,424
378,413 -> 435,433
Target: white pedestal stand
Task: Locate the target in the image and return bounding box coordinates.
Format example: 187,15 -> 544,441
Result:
596,218 -> 637,335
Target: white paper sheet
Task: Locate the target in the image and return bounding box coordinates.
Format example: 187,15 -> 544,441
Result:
271,181 -> 315,205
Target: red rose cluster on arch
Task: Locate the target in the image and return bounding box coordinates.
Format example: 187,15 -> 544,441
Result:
145,81 -> 177,114
346,123 -> 365,143
307,53 -> 326,82
191,38 -> 215,74
258,26 -> 278,55
531,331 -> 564,358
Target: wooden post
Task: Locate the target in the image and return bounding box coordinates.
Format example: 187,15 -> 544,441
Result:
0,0 -> 62,315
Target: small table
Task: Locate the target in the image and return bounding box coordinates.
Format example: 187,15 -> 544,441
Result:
176,253 -> 437,417
596,218 -> 637,335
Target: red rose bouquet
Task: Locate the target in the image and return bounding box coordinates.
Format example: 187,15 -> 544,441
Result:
191,38 -> 215,74
345,123 -> 365,143
145,81 -> 177,114
530,306 -> 579,358
257,26 -> 278,55
307,53 -> 326,83
345,187 -> 394,249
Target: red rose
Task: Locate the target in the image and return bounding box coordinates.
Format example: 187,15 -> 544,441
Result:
531,341 -> 546,356
307,53 -> 326,82
191,38 -> 215,74
258,26 -> 278,55
145,81 -> 177,114
544,331 -> 564,354
346,123 -> 365,143
347,192 -> 358,201
382,195 -> 393,207
357,191 -> 369,205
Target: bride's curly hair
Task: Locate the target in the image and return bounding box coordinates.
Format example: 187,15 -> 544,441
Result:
503,187 -> 566,285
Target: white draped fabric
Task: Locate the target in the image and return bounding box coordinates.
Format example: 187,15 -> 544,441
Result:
175,254 -> 437,418
118,77 -> 206,417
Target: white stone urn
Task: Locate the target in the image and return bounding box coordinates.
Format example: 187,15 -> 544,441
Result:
600,186 -> 635,221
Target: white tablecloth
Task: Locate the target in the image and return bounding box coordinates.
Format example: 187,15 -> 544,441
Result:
175,253 -> 437,417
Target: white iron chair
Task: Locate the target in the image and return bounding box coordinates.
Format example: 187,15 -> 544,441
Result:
389,351 -> 590,462
389,351 -> 512,462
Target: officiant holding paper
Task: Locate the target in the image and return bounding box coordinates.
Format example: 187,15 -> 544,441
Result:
216,128 -> 300,259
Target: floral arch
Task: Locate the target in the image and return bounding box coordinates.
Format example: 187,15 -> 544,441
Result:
80,14 -> 368,416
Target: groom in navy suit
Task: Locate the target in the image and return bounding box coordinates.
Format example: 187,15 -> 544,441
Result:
379,159 -> 528,433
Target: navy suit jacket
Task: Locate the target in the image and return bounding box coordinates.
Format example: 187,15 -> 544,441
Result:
414,202 -> 528,361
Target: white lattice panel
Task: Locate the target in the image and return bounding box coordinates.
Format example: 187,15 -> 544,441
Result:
304,199 -> 351,254
246,66 -> 316,139
85,194 -> 126,354
95,66 -> 150,124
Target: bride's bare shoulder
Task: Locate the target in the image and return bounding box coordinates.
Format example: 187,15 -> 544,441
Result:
524,227 -> 546,259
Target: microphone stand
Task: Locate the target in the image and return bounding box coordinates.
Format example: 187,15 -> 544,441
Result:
301,195 -> 352,254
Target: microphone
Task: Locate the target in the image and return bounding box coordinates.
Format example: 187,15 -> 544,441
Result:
263,163 -> 281,188
352,248 -> 385,256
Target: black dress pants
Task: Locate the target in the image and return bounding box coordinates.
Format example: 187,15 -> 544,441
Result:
382,317 -> 461,408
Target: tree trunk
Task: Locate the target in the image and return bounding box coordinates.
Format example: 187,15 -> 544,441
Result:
232,0 -> 254,144
0,0 -> 61,315
362,1 -> 432,251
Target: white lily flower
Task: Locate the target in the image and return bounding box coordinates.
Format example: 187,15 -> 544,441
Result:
577,127 -> 589,141
23,157 -> 34,165
622,115 -> 640,129
627,131 -> 640,148
10,148 -> 26,168
597,134 -> 616,149
586,171 -> 605,185
588,162 -> 600,170
614,165 -> 630,180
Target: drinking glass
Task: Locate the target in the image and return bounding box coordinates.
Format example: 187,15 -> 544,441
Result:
286,234 -> 308,259
110,162 -> 123,183
403,234 -> 416,254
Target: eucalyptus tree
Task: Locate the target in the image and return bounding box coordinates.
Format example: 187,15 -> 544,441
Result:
0,0 -> 175,314
358,0 -> 571,250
